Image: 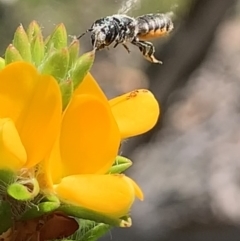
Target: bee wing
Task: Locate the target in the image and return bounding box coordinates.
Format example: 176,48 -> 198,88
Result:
117,0 -> 141,14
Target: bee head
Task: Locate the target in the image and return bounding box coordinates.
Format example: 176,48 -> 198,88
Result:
78,18 -> 112,50
91,28 -> 108,50
77,28 -> 106,50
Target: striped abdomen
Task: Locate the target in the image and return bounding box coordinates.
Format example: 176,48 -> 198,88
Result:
136,13 -> 174,40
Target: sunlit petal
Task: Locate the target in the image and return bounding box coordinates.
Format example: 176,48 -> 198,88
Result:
74,72 -> 107,101
109,89 -> 160,139
0,118 -> 27,170
0,62 -> 62,167
60,94 -> 120,175
55,174 -> 141,218
127,177 -> 144,201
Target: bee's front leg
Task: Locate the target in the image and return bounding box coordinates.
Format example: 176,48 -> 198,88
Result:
113,42 -> 131,53
131,39 -> 162,64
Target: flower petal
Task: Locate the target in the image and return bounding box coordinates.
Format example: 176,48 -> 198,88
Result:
54,174 -> 141,218
46,140 -> 63,185
109,89 -> 160,139
74,72 -> 107,101
37,139 -> 63,190
0,118 -> 27,170
0,62 -> 62,167
60,94 -> 120,175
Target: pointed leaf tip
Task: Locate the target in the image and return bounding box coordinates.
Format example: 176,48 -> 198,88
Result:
5,44 -> 23,65
27,20 -> 42,43
45,23 -> 67,51
68,39 -> 80,69
13,24 -> 31,62
71,50 -> 95,90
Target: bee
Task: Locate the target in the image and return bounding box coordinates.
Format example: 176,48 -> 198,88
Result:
78,13 -> 174,64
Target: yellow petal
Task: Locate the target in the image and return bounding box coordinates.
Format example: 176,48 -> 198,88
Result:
128,178 -> 144,201
54,174 -> 141,218
74,73 -> 107,101
109,89 -> 160,139
37,139 -> 63,191
0,118 -> 27,170
46,140 -> 63,185
0,62 -> 62,167
60,94 -> 120,175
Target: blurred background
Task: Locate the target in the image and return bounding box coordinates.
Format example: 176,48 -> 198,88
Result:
1,0 -> 240,240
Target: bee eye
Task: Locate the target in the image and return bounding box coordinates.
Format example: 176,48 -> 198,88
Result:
91,35 -> 95,46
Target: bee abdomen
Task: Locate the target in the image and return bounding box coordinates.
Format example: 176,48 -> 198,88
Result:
136,13 -> 174,40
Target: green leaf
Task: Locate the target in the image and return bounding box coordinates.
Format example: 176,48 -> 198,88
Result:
21,199 -> 60,220
58,204 -> 128,227
45,23 -> 67,51
73,220 -> 111,241
42,193 -> 60,203
5,44 -> 23,65
60,79 -> 73,110
107,163 -> 132,174
13,24 -> 31,62
27,21 -> 42,44
39,47 -> 69,82
70,50 -> 95,90
107,156 -> 132,174
114,155 -> 132,164
68,39 -> 80,69
31,34 -> 44,66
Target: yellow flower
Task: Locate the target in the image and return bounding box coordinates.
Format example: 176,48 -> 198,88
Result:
0,62 -> 62,171
0,61 -> 159,223
43,73 -> 159,221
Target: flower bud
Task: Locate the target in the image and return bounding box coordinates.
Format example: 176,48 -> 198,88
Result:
39,48 -> 69,82
5,44 -> 23,65
7,178 -> 39,201
59,79 -> 73,110
27,21 -> 42,43
45,23 -> 67,51
70,50 -> 95,90
13,25 -> 31,62
107,156 -> 132,174
31,34 -> 44,67
68,39 -> 79,69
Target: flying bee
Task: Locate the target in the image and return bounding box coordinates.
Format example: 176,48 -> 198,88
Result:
78,13 -> 174,64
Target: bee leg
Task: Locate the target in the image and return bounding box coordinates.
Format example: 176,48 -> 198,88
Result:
122,43 -> 131,53
139,41 -> 162,64
114,42 -> 130,53
113,42 -> 119,48
131,39 -> 162,64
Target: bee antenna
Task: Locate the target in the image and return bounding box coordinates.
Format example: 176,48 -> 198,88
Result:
77,28 -> 93,39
